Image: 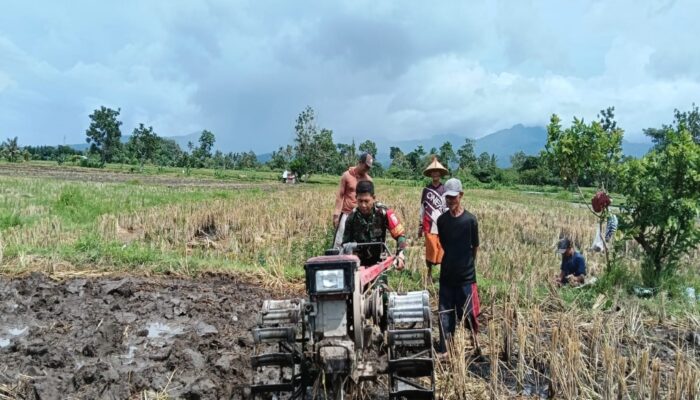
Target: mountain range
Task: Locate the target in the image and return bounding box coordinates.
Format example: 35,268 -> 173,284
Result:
372,124 -> 652,167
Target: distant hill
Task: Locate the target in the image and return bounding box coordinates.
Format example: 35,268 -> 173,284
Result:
376,124 -> 652,167
67,135 -> 132,152
165,132 -> 201,151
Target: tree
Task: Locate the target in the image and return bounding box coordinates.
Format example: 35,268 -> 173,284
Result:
474,152 -> 497,183
390,146 -> 404,161
438,141 -> 456,170
618,126 -> 700,287
544,109 -> 623,190
645,104 -> 700,147
192,130 -> 215,167
545,109 -> 624,272
337,141 -> 357,173
386,147 -> 413,179
268,145 -> 294,170
510,151 -> 528,171
154,138 -> 184,167
1,137 -> 21,162
128,124 -> 159,170
86,106 -> 122,164
312,129 -> 339,174
457,139 -> 477,172
358,140 -> 378,158
290,106 -> 341,178
406,145 -> 426,176
292,106 -> 317,180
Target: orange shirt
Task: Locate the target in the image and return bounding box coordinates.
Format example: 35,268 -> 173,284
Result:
334,166 -> 373,215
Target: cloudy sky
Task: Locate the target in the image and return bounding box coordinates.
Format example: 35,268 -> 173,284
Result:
1,0 -> 698,152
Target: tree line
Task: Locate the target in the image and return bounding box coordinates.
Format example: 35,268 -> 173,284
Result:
2,106 -> 261,171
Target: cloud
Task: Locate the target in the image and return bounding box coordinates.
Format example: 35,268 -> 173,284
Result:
0,0 -> 699,152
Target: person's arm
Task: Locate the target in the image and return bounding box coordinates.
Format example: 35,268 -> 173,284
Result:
342,213 -> 354,245
471,218 -> 480,259
385,208 -> 407,268
418,205 -> 425,237
333,174 -> 347,227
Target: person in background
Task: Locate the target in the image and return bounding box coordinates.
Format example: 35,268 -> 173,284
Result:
342,181 -> 406,269
436,178 -> 481,359
333,152 -> 373,248
418,157 -> 449,286
557,237 -> 586,286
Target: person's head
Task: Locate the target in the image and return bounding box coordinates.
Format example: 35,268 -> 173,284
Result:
443,178 -> 463,213
557,238 -> 574,257
423,157 -> 448,183
357,152 -> 373,175
430,170 -> 442,183
355,180 -> 375,215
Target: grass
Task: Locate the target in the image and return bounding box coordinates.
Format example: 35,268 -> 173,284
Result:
0,163 -> 698,399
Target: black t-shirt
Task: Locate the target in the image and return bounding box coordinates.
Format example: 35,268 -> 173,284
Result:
437,210 -> 479,286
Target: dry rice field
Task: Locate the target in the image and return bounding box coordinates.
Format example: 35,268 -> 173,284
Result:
0,164 -> 698,399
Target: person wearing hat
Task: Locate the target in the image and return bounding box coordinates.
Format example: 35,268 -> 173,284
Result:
557,237 -> 586,286
333,152 -> 373,248
436,178 -> 481,358
419,157 -> 449,285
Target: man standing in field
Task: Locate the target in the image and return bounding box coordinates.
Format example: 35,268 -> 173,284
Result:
333,152 -> 373,248
556,237 -> 586,286
436,178 -> 481,358
418,157 -> 449,286
342,181 -> 406,269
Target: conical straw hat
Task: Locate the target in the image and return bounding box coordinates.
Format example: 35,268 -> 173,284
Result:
423,156 -> 449,177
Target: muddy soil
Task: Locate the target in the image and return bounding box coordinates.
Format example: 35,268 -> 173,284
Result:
0,272 -> 276,400
0,163 -> 278,189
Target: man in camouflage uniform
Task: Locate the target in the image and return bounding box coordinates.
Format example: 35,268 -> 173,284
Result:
342,180 -> 407,268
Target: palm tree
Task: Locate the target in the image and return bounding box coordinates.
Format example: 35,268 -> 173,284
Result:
2,137 -> 21,162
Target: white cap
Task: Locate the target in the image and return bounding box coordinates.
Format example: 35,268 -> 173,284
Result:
444,178 -> 463,197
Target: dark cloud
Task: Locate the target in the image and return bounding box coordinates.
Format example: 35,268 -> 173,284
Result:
1,0 -> 699,152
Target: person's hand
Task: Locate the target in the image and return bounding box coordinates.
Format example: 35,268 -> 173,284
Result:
565,274 -> 579,286
333,214 -> 340,229
417,228 -> 423,238
395,252 -> 406,270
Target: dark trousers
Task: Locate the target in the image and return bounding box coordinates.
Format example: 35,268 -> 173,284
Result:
438,282 -> 480,353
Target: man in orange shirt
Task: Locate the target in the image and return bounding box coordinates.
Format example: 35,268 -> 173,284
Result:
333,152 -> 373,248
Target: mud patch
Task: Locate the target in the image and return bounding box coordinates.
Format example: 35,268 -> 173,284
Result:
0,272 -> 272,399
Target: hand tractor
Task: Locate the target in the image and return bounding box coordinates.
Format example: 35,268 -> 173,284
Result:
250,242 -> 435,399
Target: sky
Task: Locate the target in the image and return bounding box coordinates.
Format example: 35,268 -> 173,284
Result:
1,0 -> 699,152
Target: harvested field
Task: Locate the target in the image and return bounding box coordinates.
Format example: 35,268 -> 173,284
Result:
1,165 -> 699,399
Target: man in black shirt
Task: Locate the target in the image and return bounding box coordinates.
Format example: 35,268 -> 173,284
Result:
436,178 -> 481,358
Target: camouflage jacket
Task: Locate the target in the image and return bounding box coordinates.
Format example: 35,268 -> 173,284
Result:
342,203 -> 406,266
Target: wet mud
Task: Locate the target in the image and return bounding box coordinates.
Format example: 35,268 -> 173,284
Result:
0,272 -> 271,399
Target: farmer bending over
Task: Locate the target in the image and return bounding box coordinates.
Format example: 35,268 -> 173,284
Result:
436,178 -> 481,359
556,237 -> 586,286
342,180 -> 406,269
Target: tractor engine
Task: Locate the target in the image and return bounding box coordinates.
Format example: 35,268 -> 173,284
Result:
250,245 -> 435,400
